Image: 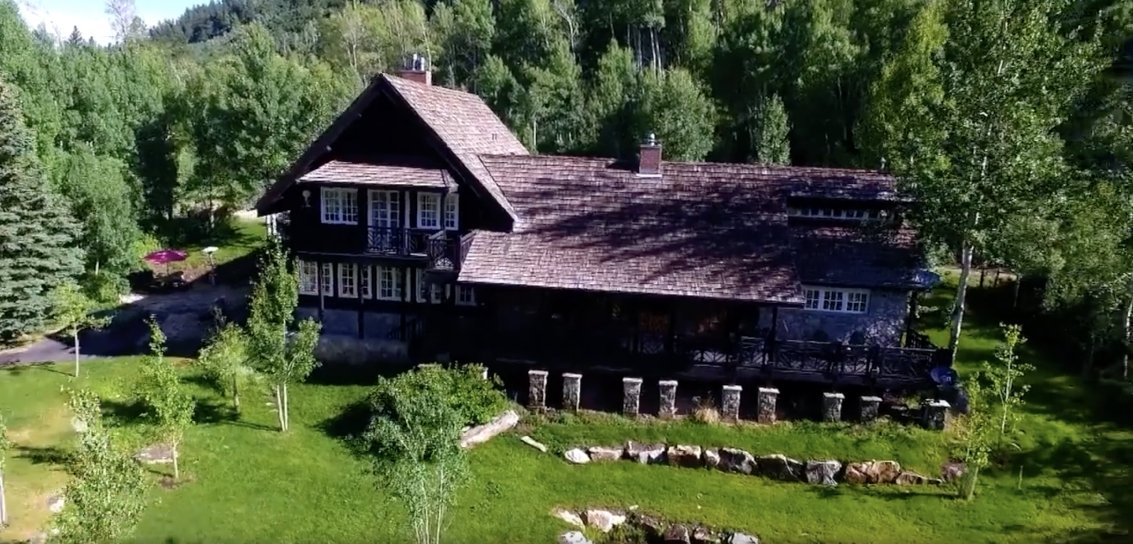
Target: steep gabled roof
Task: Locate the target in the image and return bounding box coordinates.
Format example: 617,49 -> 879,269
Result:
255,74 -> 526,220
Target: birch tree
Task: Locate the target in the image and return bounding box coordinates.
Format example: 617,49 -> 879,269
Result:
0,412 -> 10,528
139,317 -> 195,481
196,322 -> 252,413
889,0 -> 1101,358
51,281 -> 111,378
246,242 -> 321,432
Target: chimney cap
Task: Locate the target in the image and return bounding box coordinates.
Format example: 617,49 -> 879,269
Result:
644,132 -> 658,146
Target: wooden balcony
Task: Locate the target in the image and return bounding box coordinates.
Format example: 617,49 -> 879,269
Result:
365,227 -> 474,273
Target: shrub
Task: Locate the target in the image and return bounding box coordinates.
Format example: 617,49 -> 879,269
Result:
691,394 -> 720,425
367,363 -> 508,428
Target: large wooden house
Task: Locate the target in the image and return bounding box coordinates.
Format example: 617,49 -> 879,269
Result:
256,64 -> 944,388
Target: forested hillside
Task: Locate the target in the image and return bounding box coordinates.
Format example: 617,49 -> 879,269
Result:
0,0 -> 1131,374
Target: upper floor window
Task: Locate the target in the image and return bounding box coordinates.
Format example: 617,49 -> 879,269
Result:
443,193 -> 459,230
803,286 -> 869,314
418,192 -> 440,229
789,207 -> 880,220
298,260 -> 318,295
321,188 -> 358,224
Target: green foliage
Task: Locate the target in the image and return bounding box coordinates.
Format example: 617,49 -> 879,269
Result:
984,324 -> 1033,439
750,93 -> 791,165
367,364 -> 508,428
246,241 -> 321,431
197,322 -> 253,412
52,388 -> 147,544
635,68 -> 717,161
0,76 -> 83,343
50,280 -> 111,377
138,317 -> 195,480
364,365 -> 473,544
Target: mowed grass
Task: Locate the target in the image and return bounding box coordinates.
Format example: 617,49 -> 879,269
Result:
1,277 -> 1131,543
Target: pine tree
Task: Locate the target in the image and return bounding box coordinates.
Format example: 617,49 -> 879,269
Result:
0,77 -> 83,343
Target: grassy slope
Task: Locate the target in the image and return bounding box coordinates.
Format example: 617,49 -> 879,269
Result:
1,280 -> 1130,543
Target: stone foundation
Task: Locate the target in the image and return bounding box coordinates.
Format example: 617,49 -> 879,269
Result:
622,377 -> 643,417
822,392 -> 845,422
721,385 -> 742,421
528,370 -> 548,410
757,387 -> 779,424
658,380 -> 678,418
562,373 -> 582,412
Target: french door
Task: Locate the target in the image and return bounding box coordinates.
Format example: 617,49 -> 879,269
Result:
369,190 -> 401,252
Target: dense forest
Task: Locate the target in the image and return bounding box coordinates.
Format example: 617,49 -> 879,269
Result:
0,0 -> 1131,375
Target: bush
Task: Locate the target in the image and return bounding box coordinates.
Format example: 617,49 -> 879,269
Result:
691,394 -> 720,425
367,363 -> 508,428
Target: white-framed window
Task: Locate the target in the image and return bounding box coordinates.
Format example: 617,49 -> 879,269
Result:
456,285 -> 476,306
359,265 -> 372,299
376,266 -> 403,301
298,260 -> 318,295
802,286 -> 869,314
417,192 -> 441,229
321,188 -> 358,224
443,193 -> 459,230
370,190 -> 401,228
338,264 -> 357,298
414,269 -> 444,303
320,263 -> 334,296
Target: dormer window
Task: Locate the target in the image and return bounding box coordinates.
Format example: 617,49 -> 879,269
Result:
321,188 -> 358,224
418,192 -> 440,229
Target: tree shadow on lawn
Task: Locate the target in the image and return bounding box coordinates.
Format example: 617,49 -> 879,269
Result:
0,362 -> 72,377
317,398 -> 372,456
15,444 -> 70,465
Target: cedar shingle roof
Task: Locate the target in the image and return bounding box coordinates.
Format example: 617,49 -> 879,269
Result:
458,155 -> 924,303
299,160 -> 454,188
791,225 -> 926,289
383,76 -> 527,220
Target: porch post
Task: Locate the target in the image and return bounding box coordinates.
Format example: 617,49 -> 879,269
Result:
904,291 -> 920,346
622,377 -> 643,417
527,370 -> 548,410
357,265 -> 365,339
658,380 -> 678,418
757,387 -> 779,424
317,260 -> 325,323
822,392 -> 845,422
721,384 -> 742,421
562,373 -> 581,411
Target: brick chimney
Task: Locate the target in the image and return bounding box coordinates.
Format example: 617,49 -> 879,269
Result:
396,54 -> 432,86
638,133 -> 662,176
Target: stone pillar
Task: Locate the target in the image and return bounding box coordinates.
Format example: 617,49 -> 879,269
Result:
922,399 -> 950,430
822,392 -> 845,422
721,385 -> 742,421
527,370 -> 548,410
622,377 -> 643,417
658,380 -> 678,418
562,373 -> 582,412
481,367 -> 489,381
859,395 -> 882,423
757,387 -> 780,424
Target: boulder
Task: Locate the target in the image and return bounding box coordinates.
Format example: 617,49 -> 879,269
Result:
692,525 -> 722,543
47,494 -> 65,513
585,509 -> 626,533
564,448 -> 591,465
588,446 -> 624,462
552,508 -> 584,528
702,448 -> 721,469
664,523 -> 691,544
724,532 -> 760,544
459,410 -> 519,449
625,441 -> 667,464
895,471 -> 931,485
756,454 -> 805,481
558,531 -> 593,544
667,445 -> 704,468
844,460 -> 902,484
134,443 -> 175,465
717,448 -> 756,474
521,435 -> 548,453
631,512 -> 667,540
804,460 -> 842,486
941,461 -> 966,483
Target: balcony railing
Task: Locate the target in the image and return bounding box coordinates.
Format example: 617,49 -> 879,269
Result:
367,227 -> 474,273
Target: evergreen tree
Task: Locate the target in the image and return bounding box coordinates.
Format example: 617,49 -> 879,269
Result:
0,78 -> 83,342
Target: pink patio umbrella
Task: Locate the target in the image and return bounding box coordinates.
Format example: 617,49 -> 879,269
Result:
144,248 -> 189,276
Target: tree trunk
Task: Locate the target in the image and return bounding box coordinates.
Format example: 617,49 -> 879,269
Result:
979,267 -> 986,288
948,240 -> 975,361
274,386 -> 285,432
232,375 -> 240,413
0,469 -> 8,527
172,445 -> 180,481
1012,273 -> 1023,309
74,332 -> 81,378
282,384 -> 290,432
1122,294 -> 1132,382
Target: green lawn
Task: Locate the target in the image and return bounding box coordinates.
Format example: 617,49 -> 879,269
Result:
1,280 -> 1131,543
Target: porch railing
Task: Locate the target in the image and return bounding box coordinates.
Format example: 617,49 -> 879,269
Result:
368,227 -> 468,273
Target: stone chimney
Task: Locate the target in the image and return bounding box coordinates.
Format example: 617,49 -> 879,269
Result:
396,54 -> 432,86
638,133 -> 662,176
